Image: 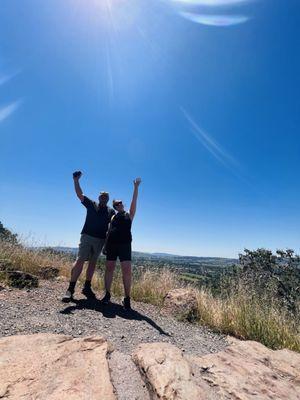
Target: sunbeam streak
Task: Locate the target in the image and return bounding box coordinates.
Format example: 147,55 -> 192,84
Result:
181,107 -> 240,170
0,100 -> 21,123
0,70 -> 20,86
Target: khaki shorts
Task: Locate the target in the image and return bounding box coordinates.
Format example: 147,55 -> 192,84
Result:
78,234 -> 105,262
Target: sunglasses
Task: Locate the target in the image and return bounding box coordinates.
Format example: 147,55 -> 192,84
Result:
114,201 -> 123,207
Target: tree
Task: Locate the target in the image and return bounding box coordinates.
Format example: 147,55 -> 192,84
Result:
238,248 -> 300,312
0,221 -> 18,245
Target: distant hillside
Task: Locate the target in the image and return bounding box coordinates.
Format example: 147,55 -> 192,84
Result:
51,247 -> 237,264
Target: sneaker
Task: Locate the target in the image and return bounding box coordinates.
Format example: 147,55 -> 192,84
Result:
101,291 -> 111,305
122,296 -> 132,311
81,285 -> 96,299
62,289 -> 74,303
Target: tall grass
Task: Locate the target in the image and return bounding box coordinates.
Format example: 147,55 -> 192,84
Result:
0,238 -> 72,278
93,267 -> 180,306
1,238 -> 299,352
196,287 -> 300,352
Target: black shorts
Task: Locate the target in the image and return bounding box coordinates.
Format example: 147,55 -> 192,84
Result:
106,242 -> 132,262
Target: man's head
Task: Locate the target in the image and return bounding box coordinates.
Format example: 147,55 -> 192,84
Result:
99,191 -> 109,206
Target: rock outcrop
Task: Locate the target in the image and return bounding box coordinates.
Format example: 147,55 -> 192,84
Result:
161,288 -> 198,321
132,342 -> 214,400
0,259 -> 38,288
5,270 -> 39,288
1,333 -> 300,400
0,334 -> 115,400
133,339 -> 300,400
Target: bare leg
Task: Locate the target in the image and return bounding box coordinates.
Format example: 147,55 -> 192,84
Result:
105,261 -> 116,293
121,261 -> 132,298
86,260 -> 97,282
70,258 -> 85,282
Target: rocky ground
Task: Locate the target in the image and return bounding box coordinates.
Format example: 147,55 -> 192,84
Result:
1,281 -> 300,399
0,279 -> 229,400
0,280 -> 227,356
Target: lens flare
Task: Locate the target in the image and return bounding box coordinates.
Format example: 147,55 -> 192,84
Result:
180,12 -> 249,25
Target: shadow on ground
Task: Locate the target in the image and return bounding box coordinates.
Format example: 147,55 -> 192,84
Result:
60,298 -> 170,336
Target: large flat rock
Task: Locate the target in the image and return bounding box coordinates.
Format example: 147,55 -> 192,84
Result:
189,338 -> 300,400
133,340 -> 300,400
0,334 -> 115,400
132,342 -> 214,400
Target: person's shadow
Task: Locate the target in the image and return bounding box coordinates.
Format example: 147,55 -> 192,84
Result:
60,298 -> 170,336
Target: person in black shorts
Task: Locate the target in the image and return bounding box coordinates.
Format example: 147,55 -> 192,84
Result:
62,171 -> 115,302
101,177 -> 141,310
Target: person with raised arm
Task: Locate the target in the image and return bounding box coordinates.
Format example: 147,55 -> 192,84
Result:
101,177 -> 142,310
62,171 -> 115,302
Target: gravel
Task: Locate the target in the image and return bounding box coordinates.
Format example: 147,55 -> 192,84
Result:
0,280 -> 228,356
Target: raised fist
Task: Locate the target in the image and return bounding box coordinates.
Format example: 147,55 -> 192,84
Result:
73,171 -> 82,180
134,177 -> 142,187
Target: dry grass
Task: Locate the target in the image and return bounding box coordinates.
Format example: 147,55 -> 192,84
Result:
93,267 -> 181,306
196,287 -> 300,352
0,238 -> 73,278
1,238 -> 299,352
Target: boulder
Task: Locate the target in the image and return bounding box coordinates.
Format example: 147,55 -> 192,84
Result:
132,342 -> 213,400
5,270 -> 38,288
161,288 -> 198,321
133,339 -> 300,400
0,334 -> 116,400
188,338 -> 300,400
0,260 -> 38,288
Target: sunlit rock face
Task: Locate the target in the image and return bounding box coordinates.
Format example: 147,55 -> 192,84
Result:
133,339 -> 300,400
0,334 -> 115,400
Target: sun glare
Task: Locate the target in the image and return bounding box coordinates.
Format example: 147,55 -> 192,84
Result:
76,0 -> 140,31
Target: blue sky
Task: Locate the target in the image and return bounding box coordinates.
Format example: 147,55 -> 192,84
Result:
1,0 -> 300,258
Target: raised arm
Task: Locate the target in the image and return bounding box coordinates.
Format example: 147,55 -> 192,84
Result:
73,171 -> 84,202
129,178 -> 142,221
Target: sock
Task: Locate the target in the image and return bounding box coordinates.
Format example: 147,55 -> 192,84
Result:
68,281 -> 76,293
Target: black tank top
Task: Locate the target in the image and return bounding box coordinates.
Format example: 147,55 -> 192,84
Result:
107,212 -> 132,244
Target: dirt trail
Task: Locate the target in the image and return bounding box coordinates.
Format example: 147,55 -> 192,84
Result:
0,279 -> 227,355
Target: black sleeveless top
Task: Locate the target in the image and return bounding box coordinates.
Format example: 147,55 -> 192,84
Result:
106,212 -> 132,244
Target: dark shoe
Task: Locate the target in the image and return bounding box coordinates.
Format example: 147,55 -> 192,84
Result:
101,291 -> 111,305
81,285 -> 96,299
62,289 -> 74,303
122,296 -> 132,311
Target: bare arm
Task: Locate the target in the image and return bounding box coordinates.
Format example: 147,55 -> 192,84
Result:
129,178 -> 142,221
73,171 -> 84,202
